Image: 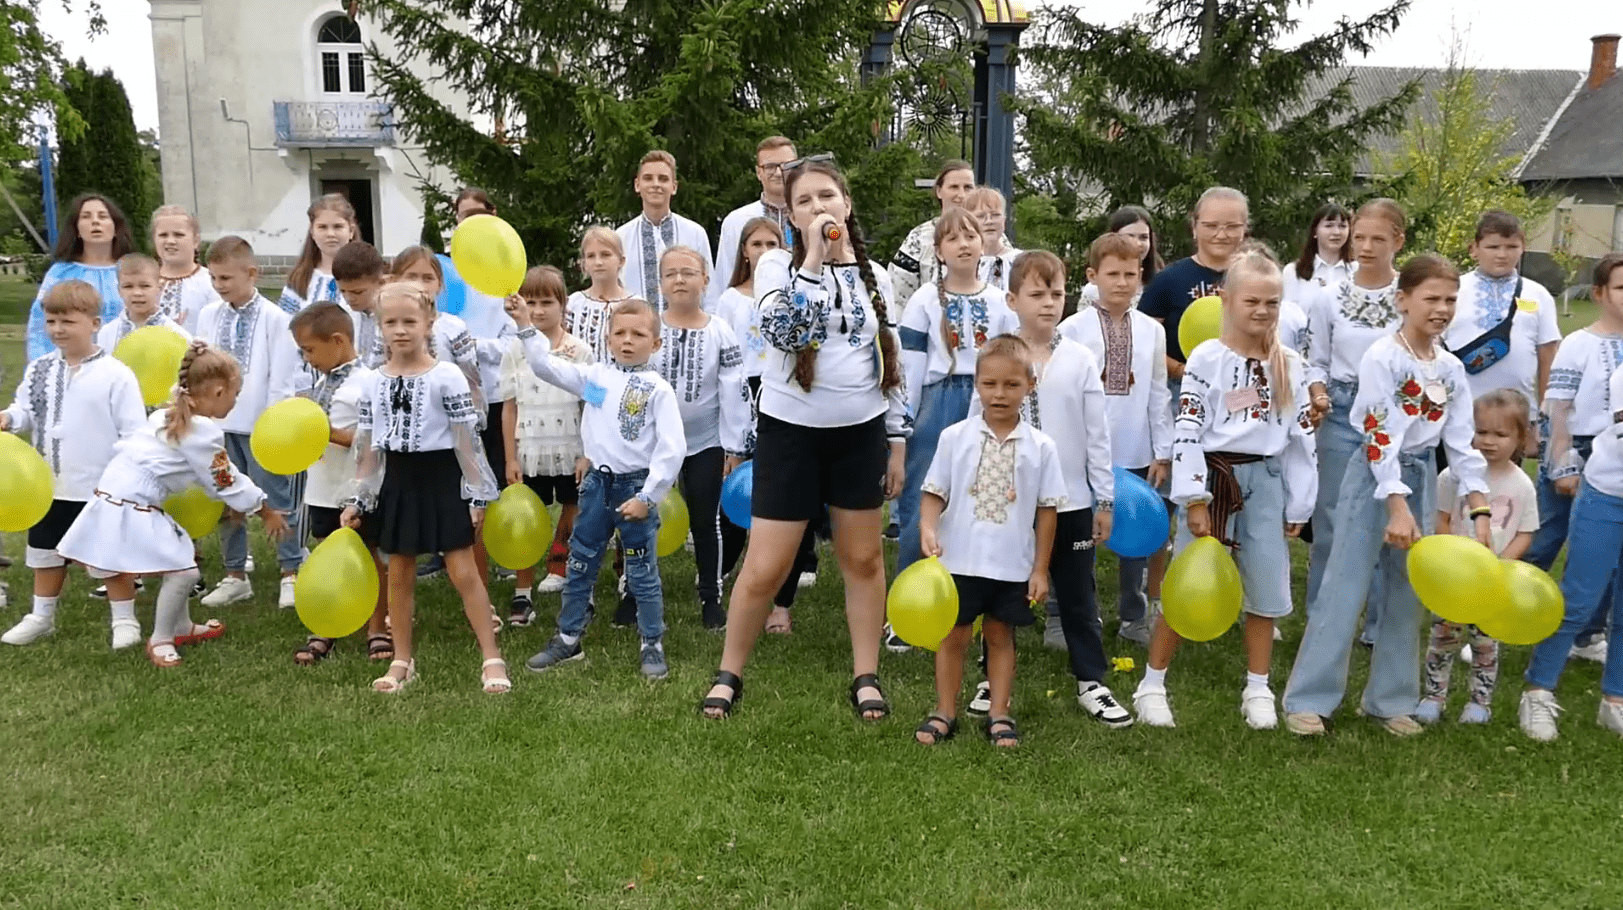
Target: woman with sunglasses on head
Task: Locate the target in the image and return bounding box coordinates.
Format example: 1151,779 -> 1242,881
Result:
701,156 -> 909,721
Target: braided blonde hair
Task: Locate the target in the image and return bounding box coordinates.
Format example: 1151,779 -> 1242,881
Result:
164,341 -> 241,443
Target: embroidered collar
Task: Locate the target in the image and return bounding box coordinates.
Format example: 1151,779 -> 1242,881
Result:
70,348 -> 108,366
160,264 -> 203,283
226,294 -> 263,317
759,196 -> 789,218
611,360 -> 650,373
976,415 -> 1029,442
642,212 -> 674,230
324,359 -> 359,384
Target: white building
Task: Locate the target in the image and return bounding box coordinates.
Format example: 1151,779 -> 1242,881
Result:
148,0 -> 465,262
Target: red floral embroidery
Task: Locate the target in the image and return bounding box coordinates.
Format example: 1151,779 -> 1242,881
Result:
210,450 -> 237,491
1361,405 -> 1392,463
1365,445 -> 1382,462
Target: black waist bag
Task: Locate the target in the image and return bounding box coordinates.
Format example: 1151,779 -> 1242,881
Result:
1449,278 -> 1521,376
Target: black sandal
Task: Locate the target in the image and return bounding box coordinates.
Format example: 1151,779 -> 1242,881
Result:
367,633 -> 394,661
700,670 -> 744,719
293,636 -> 335,666
849,673 -> 890,721
915,713 -> 957,745
986,716 -> 1020,747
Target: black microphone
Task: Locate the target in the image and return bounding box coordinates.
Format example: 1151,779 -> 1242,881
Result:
821,222 -> 842,242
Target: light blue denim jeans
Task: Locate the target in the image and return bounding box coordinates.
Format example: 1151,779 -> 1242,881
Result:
1524,448 -> 1612,641
1171,457 -> 1293,619
1306,379 -> 1383,638
897,374 -> 975,574
1524,479 -> 1623,697
220,432 -> 306,573
560,466 -> 664,643
1285,448 -> 1435,718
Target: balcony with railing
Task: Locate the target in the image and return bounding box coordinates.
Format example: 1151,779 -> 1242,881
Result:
273,100 -> 395,148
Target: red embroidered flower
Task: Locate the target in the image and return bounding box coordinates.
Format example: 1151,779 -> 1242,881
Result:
210,451 -> 236,490
1401,378 -> 1422,397
973,330 -> 987,347
1425,409 -> 1443,422
1363,413 -> 1379,431
1374,432 -> 1391,446
1402,403 -> 1419,416
1365,444 -> 1382,462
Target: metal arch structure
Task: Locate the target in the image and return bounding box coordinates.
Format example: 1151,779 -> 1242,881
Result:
864,0 -> 1029,232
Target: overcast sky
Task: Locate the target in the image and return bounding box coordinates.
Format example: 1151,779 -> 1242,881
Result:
42,0 -> 1620,134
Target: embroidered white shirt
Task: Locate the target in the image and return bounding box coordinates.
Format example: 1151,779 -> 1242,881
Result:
979,248 -> 1021,291
157,266 -> 218,335
716,287 -> 768,378
277,270 -> 340,315
97,411 -> 269,514
499,333 -> 591,477
1349,335 -> 1487,499
1583,366 -> 1623,498
1282,256 -> 1349,310
300,361 -> 375,509
348,303 -> 488,426
1306,276 -> 1402,386
350,361 -> 501,507
565,290 -> 631,365
1542,328 -> 1623,479
1058,306 -> 1172,469
1445,270 -> 1560,410
650,315 -> 755,456
920,416 -> 1068,582
616,212 -> 715,312
898,282 -> 1017,408
1277,298 -> 1311,360
3,349 -> 146,500
711,198 -> 792,305
192,294 -> 303,435
96,312 -> 191,353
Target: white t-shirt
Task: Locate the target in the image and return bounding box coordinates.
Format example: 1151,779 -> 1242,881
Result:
1437,462 -> 1537,556
1584,367 -> 1623,498
1445,270 -> 1560,411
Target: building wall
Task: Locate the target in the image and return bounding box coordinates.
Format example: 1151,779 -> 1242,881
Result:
1526,180 -> 1623,261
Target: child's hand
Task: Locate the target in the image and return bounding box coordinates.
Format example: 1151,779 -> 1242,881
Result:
1472,514 -> 1493,549
340,505 -> 361,529
0,413 -> 11,431
470,505 -> 485,532
1309,393 -> 1331,428
575,457 -> 591,485
619,497 -> 651,521
883,445 -> 906,500
1147,460 -> 1169,490
1285,522 -> 1304,539
1026,571 -> 1049,608
723,455 -> 743,478
1093,509 -> 1113,545
506,295 -> 531,328
1186,502 -> 1212,539
1554,475 -> 1579,497
258,507 -> 290,541
1383,505 -> 1422,549
920,524 -> 942,558
506,463 -> 523,487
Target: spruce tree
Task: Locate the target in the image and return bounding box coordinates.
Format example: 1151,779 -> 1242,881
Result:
55,61 -> 154,240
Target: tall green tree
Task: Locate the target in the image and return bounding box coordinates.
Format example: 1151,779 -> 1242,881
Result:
0,1 -> 105,177
55,60 -> 153,239
358,0 -> 928,270
1010,0 -> 1418,271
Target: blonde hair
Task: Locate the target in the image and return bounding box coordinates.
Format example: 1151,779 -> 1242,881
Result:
609,297 -> 662,336
41,279 -> 101,317
976,333 -> 1035,382
963,186 -> 1007,214
376,281 -> 437,362
1222,249 -> 1293,417
638,150 -> 677,179
579,225 -> 625,280
1474,389 -> 1533,460
150,204 -> 200,248
164,341 -> 240,443
117,252 -> 161,280
1354,197 -> 1407,239
660,245 -> 708,279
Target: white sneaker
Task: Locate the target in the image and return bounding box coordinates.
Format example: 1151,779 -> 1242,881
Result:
201,577 -> 253,607
1272,625 -> 1283,641
1598,701 -> 1623,737
1241,686 -> 1278,730
279,576 -> 296,609
110,619 -> 142,650
797,571 -> 816,589
244,556 -> 255,574
1519,689 -> 1563,741
1571,637 -> 1608,662
1133,688 -> 1176,727
882,623 -> 912,653
967,679 -> 992,716
1078,681 -> 1133,727
2,614 -> 55,645
536,573 -> 566,594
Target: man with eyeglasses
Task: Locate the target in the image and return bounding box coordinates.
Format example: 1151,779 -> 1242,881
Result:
709,136 -> 799,305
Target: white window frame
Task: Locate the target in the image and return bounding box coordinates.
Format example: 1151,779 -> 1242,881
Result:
314,14 -> 367,98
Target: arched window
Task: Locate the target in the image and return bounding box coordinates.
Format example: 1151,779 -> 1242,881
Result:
315,15 -> 366,96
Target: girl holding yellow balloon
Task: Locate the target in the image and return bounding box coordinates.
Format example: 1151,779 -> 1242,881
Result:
1285,254 -> 1493,737
1131,248 -> 1318,731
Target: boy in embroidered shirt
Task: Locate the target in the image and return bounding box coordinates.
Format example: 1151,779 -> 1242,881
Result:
331,241 -> 389,365
193,237 -> 306,609
288,302 -> 389,666
1,279 -> 147,648
916,336 -> 1067,748
1443,210 -> 1560,414
514,299 -> 687,679
616,150 -> 715,312
98,253 -> 191,352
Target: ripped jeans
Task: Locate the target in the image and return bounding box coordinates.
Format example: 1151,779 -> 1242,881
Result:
558,466 -> 664,643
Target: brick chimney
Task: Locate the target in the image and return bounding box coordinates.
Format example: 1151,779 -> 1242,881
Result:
1590,34 -> 1621,90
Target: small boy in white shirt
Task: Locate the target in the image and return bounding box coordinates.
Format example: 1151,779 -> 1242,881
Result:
98,253 -> 191,352
513,299 -> 687,680
916,336 -> 1068,748
1,280 -> 147,648
287,302 -> 389,665
193,237 -> 305,608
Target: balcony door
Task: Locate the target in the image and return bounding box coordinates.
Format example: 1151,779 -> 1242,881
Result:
320,178 -> 376,245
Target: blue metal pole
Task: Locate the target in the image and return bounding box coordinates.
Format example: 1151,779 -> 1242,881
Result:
39,135 -> 58,248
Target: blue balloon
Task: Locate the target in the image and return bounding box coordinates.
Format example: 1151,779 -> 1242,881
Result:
722,460 -> 754,529
1106,466 -> 1170,559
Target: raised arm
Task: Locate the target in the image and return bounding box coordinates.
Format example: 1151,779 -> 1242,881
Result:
515,327 -> 586,397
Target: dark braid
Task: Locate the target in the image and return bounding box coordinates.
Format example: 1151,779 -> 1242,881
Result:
846,213 -> 901,393
786,217 -> 818,391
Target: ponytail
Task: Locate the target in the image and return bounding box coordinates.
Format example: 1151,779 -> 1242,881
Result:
164,340 -> 241,443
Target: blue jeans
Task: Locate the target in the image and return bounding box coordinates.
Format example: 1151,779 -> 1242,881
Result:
1524,480 -> 1623,697
560,466 -> 664,642
1524,455 -> 1612,642
1171,457 -> 1293,619
1306,380 -> 1382,637
1285,448 -> 1435,718
897,374 -> 975,573
220,432 -> 306,572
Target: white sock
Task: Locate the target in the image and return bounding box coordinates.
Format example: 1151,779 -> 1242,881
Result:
109,599 -> 137,625
1246,671 -> 1270,691
152,571 -> 199,644
32,595 -> 58,620
559,632 -> 579,646
1139,665 -> 1168,693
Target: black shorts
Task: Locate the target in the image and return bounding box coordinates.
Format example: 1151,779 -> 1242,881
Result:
752,412 -> 889,521
481,403 -> 507,488
953,574 -> 1034,628
27,499 -> 86,552
306,505 -> 378,547
524,474 -> 579,507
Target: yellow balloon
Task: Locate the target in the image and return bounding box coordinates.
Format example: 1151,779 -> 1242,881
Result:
484,483 -> 553,570
886,556 -> 959,651
250,398 -> 330,475
0,433 -> 53,533
1178,295 -> 1224,356
162,485 -> 224,538
656,489 -> 690,558
1479,559 -> 1564,645
294,528 -> 379,638
1406,535 -> 1508,624
1162,536 -> 1242,641
114,326 -> 190,407
450,214 -> 527,298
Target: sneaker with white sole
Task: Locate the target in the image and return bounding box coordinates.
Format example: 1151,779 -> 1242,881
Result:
1078,681 -> 1133,727
201,577 -> 253,608
882,623 -> 912,653
1415,697 -> 1445,725
244,556 -> 255,574
536,573 -> 566,594
797,571 -> 816,589
278,576 -> 296,609
2,614 -> 55,645
640,641 -> 669,680
1459,702 -> 1491,724
1285,712 -> 1326,735
1519,689 -> 1562,741
110,619 -> 142,650
967,680 -> 992,716
1118,618 -> 1151,647
1133,688 -> 1175,727
1379,714 -> 1424,737
1241,686 -> 1278,730
1597,700 -> 1623,737
1570,637 -> 1608,663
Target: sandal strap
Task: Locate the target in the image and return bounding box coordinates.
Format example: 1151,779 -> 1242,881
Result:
713,669 -> 743,690
482,657 -> 507,669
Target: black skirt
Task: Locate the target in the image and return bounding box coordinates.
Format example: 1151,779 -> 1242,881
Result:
367,449 -> 473,556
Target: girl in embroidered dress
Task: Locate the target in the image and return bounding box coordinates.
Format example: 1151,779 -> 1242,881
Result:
389,246 -> 489,422
964,187 -> 1020,291
1285,254 -> 1493,737
895,207 -> 1014,581
55,342 -> 289,667
150,205 -> 217,334
1132,250 -> 1318,730
701,158 -> 910,720
340,282 -> 507,695
98,254 -> 191,353
26,194 -> 135,362
1303,199 -> 1408,625
1283,203 -> 1351,311
651,246 -> 755,629
567,226 -> 635,364
277,194 -> 358,314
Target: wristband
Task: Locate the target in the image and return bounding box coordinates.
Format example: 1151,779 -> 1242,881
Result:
1469,507 -> 1492,519
1094,499 -> 1115,513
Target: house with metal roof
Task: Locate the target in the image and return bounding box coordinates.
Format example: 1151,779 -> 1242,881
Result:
1517,35 -> 1623,262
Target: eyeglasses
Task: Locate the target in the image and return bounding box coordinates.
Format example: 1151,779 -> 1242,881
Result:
779,152 -> 836,174
1197,221 -> 1247,236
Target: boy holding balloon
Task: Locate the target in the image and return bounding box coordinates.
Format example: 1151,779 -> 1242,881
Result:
1,280 -> 147,648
